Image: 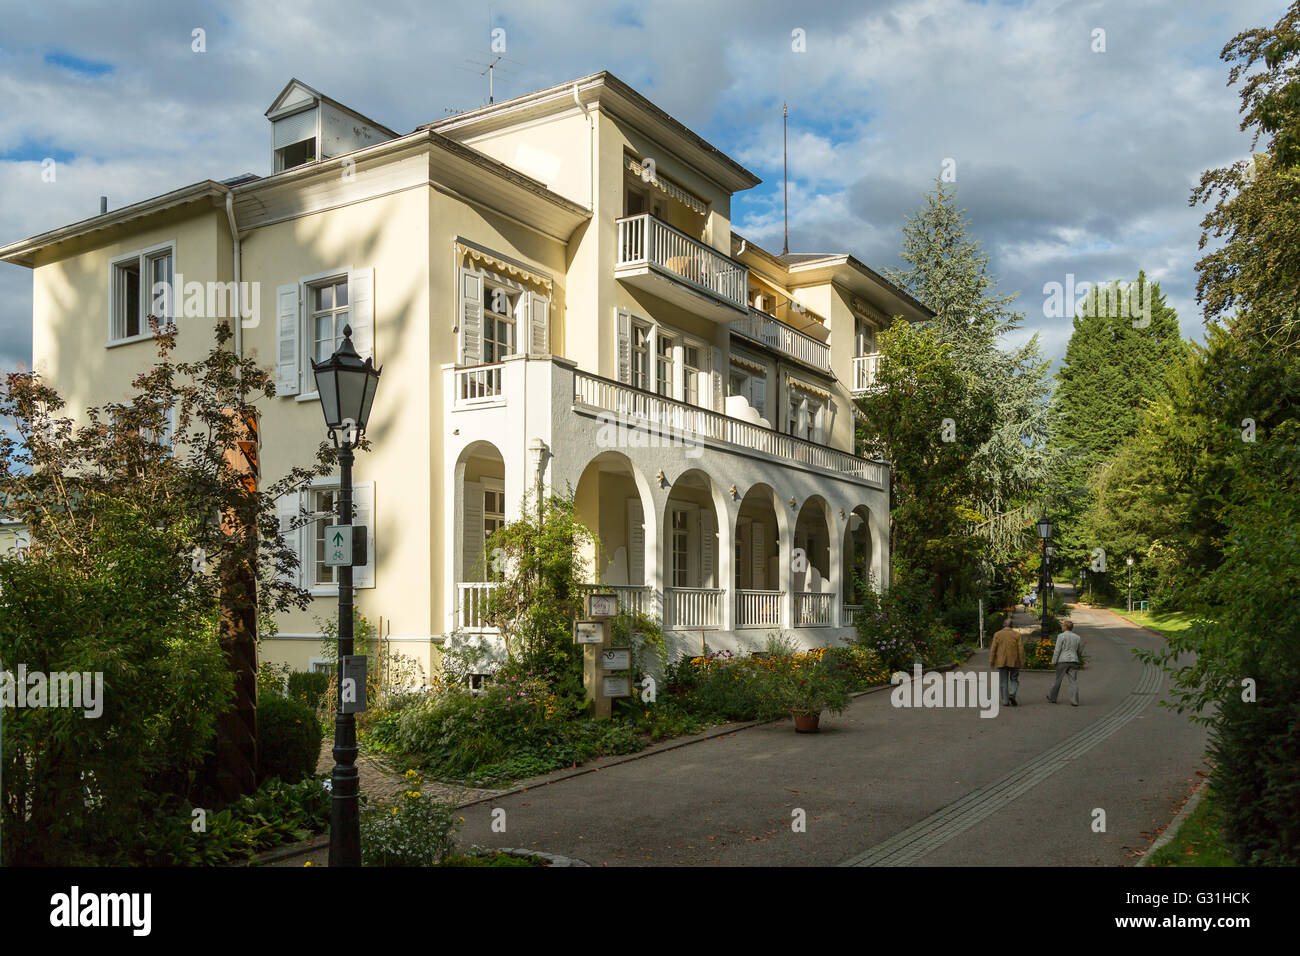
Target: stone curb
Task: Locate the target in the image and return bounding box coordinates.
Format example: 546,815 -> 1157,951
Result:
475,845 -> 590,867
1136,780 -> 1207,867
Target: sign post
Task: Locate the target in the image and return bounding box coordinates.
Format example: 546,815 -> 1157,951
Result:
577,593 -> 622,719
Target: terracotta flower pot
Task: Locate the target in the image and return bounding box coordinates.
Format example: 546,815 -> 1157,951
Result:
793,710 -> 821,733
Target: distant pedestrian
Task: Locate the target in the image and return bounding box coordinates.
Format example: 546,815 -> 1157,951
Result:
1047,619 -> 1083,706
989,618 -> 1026,707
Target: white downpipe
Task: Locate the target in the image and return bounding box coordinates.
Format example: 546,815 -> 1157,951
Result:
223,190 -> 242,378
573,83 -> 592,211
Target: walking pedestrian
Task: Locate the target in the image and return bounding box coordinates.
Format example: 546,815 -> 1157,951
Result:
989,617 -> 1025,707
1047,619 -> 1083,706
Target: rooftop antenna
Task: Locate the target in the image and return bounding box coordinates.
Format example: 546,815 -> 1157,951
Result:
484,56 -> 501,103
782,102 -> 789,256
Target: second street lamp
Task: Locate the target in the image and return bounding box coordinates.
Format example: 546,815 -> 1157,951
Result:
311,324 -> 381,868
1127,554 -> 1134,613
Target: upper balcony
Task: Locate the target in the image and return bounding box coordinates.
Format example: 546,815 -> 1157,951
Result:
731,308 -> 831,374
615,213 -> 749,321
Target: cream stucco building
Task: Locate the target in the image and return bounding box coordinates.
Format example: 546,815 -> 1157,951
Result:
1,72 -> 931,680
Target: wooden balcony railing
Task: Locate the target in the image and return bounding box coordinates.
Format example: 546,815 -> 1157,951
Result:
617,213 -> 748,311
457,582 -> 500,633
794,591 -> 833,626
573,370 -> 886,485
736,589 -> 783,628
665,587 -> 722,630
853,353 -> 883,392
576,584 -> 654,617
732,309 -> 831,372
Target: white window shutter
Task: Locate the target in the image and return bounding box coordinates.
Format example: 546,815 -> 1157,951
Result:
275,284 -> 300,397
751,375 -> 767,420
276,493 -> 302,586
752,523 -> 766,590
796,396 -> 810,438
627,497 -> 644,585
348,267 -> 374,362
529,293 -> 549,355
459,269 -> 483,365
463,480 -> 484,581
616,310 -> 631,384
353,481 -> 375,588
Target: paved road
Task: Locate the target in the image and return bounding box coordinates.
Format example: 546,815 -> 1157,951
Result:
453,598 -> 1208,866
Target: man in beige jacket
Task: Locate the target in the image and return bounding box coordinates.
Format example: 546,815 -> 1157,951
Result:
989,617 -> 1026,707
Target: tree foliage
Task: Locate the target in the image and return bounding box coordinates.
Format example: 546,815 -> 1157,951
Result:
0,323 -> 334,863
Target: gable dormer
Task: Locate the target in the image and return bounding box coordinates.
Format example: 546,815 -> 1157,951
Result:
265,79 -> 399,173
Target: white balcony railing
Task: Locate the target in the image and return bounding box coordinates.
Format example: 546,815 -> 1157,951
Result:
736,590 -> 783,628
732,309 -> 831,373
617,214 -> 748,311
853,353 -> 883,393
665,587 -> 722,629
455,363 -> 505,405
458,582 -> 500,633
574,370 -> 887,485
794,591 -> 833,626
842,604 -> 865,627
576,584 -> 654,617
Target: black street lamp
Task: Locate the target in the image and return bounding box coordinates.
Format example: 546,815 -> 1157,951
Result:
1036,515 -> 1054,633
311,325 -> 381,868
1127,554 -> 1134,613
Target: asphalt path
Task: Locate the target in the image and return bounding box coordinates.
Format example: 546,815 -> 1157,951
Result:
453,596 -> 1208,866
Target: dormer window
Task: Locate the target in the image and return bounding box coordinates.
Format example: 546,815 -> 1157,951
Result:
266,78 -> 397,174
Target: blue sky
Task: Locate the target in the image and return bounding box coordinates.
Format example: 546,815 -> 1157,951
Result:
0,0 -> 1287,376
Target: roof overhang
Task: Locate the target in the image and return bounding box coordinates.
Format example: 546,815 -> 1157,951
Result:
783,254 -> 934,324
0,181 -> 230,268
428,72 -> 762,196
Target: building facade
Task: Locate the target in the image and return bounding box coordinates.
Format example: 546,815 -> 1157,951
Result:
1,72 -> 931,679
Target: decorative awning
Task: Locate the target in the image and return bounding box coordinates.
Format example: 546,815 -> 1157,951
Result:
730,351 -> 767,375
787,375 -> 832,401
456,241 -> 552,293
850,295 -> 889,326
624,154 -> 707,216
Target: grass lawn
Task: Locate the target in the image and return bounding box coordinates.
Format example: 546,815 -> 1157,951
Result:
1146,788 -> 1237,867
1102,603 -> 1202,641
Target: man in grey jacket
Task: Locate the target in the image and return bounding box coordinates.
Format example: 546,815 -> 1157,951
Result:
1047,619 -> 1083,706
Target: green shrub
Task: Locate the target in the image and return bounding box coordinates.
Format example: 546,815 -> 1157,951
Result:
287,670 -> 331,710
140,776 -> 330,866
852,580 -> 958,670
1209,654 -> 1300,865
257,694 -> 323,785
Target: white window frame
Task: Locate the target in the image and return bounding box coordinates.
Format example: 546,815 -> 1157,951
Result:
107,240 -> 176,346
306,480 -> 341,595
481,280 -> 521,363
729,362 -> 767,419
298,268 -> 350,399
308,657 -> 332,675
630,318 -> 652,391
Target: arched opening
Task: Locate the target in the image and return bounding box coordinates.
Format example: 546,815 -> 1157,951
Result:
793,495 -> 834,626
661,469 -> 723,630
573,451 -> 655,618
735,483 -> 783,628
842,505 -> 875,626
454,441 -> 505,634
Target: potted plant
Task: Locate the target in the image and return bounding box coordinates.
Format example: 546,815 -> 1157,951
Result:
779,661 -> 851,733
